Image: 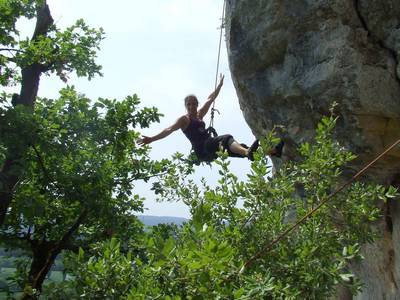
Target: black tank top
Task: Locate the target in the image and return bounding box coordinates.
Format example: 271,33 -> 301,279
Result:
182,117 -> 210,153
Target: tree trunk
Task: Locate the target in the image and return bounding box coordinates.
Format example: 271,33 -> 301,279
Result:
0,2 -> 53,225
20,210 -> 87,299
21,240 -> 60,300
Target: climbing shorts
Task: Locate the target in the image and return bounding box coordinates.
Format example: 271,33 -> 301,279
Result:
195,134 -> 246,162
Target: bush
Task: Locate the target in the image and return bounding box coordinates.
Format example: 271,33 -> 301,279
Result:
54,116 -> 398,299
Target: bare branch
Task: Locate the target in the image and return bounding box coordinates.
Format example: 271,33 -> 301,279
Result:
31,208 -> 87,289
0,48 -> 24,53
31,144 -> 51,181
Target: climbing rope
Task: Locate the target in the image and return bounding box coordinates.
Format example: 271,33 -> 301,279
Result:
208,0 -> 226,133
239,137 -> 400,274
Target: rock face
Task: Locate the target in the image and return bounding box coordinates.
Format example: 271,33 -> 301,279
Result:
225,1 -> 400,299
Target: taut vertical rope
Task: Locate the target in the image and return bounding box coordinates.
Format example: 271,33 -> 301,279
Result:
209,0 -> 226,131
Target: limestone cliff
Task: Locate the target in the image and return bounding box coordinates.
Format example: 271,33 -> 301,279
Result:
225,1 -> 400,299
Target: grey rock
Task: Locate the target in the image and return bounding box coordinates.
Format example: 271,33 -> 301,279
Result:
226,0 -> 400,299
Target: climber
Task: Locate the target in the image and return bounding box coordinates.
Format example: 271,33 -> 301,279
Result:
138,75 -> 283,162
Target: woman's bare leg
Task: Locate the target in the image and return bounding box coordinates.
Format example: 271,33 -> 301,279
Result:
228,140 -> 284,160
228,141 -> 249,157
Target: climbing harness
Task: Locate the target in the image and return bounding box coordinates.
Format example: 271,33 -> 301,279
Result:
207,0 -> 226,138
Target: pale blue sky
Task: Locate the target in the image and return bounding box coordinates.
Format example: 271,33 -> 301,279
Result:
32,0 -> 255,218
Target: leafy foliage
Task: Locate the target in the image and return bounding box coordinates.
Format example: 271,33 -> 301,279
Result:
16,18 -> 104,81
0,0 -> 104,87
1,1 -> 175,298
0,0 -> 36,47
54,116 -> 398,299
0,87 -> 173,295
1,2 -> 398,299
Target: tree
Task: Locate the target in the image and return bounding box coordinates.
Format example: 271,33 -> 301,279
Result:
0,0 -> 103,225
51,116 -> 398,299
2,2 -> 398,299
0,88 -> 170,298
0,1 -> 174,298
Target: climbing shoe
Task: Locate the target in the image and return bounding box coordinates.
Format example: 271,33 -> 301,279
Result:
273,140 -> 284,158
247,140 -> 259,161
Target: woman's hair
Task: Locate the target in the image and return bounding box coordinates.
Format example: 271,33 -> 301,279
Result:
184,94 -> 198,106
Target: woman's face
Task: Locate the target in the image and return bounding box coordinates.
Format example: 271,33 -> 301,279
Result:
185,97 -> 198,114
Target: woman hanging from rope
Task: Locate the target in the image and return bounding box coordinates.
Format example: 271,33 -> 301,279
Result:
138,75 -> 283,162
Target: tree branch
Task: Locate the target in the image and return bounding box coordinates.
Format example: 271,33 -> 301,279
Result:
58,208 -> 88,249
30,144 -> 50,182
0,1 -> 54,226
31,208 -> 87,290
32,1 -> 54,40
0,48 -> 24,53
17,2 -> 54,107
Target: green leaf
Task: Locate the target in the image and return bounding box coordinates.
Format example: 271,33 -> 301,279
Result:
162,237 -> 175,257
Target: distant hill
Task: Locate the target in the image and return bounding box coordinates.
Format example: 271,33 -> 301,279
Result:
137,215 -> 188,227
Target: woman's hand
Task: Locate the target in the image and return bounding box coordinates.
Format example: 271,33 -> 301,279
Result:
138,135 -> 153,145
209,74 -> 225,99
199,74 -> 225,119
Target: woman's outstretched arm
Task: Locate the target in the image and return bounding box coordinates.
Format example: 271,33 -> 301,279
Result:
138,115 -> 188,145
198,74 -> 224,119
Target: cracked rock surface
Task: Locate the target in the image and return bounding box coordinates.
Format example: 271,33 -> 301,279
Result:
225,0 -> 400,299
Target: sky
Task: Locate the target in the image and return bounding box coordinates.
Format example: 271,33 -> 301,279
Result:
21,0 -> 256,218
